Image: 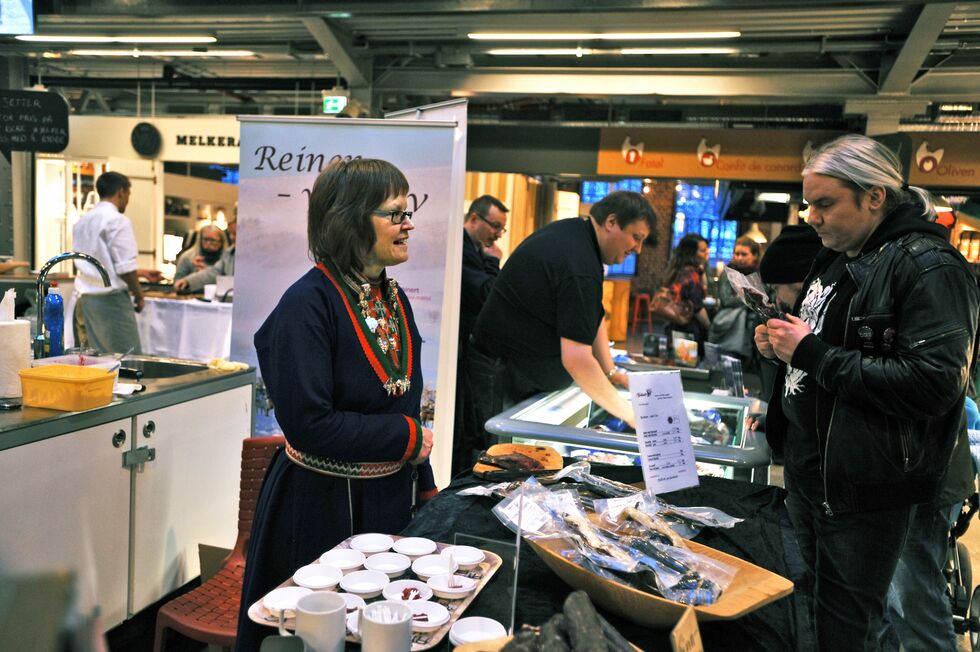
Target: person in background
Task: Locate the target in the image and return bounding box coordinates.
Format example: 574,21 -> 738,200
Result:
71,171 -> 163,354
173,218 -> 236,293
453,195 -> 509,475
469,190 -> 655,435
173,224 -> 224,280
663,233 -> 711,353
708,236 -> 761,365
236,159 -> 435,651
753,224 -> 824,408
755,134 -> 979,651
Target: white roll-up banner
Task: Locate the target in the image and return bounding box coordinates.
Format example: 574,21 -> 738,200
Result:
233,115 -> 461,486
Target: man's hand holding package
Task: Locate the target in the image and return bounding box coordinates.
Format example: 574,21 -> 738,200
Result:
766,314 -> 812,364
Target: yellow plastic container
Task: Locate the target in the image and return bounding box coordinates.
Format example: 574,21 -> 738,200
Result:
19,364 -> 115,411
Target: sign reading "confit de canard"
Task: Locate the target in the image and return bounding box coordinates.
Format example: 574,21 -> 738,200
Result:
0,89 -> 69,156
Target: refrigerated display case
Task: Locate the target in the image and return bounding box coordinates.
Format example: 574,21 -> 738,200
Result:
485,384 -> 770,483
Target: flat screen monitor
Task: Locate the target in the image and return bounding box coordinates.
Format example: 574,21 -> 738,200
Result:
0,0 -> 34,35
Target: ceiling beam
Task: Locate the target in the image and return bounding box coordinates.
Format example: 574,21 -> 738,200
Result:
878,2 -> 955,93
374,67 -> 885,98
301,16 -> 369,88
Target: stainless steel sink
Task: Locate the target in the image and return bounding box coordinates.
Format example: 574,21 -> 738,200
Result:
119,355 -> 208,379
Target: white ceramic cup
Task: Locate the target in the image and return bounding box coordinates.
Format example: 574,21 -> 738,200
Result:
277,591 -> 346,652
360,600 -> 412,652
203,284 -> 218,301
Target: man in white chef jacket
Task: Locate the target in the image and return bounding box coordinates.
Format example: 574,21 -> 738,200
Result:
72,171 -> 162,354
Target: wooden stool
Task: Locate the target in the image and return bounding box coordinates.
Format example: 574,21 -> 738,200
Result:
630,293 -> 653,336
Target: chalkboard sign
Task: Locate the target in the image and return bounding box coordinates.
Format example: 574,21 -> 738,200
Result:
0,89 -> 69,154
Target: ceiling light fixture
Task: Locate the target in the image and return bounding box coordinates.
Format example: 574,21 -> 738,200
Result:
622,47 -> 737,55
18,35 -> 217,44
487,48 -> 596,56
469,31 -> 740,40
70,49 -> 254,58
487,46 -> 736,56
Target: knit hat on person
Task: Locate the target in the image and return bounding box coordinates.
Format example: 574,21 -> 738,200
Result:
758,224 -> 823,284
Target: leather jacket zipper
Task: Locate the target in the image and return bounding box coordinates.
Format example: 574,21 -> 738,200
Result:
820,294 -> 857,517
910,327 -> 968,351
900,421 -> 912,472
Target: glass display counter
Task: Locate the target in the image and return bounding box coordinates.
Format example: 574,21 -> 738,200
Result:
485,384 -> 771,483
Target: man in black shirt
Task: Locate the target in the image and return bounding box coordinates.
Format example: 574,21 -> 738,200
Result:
469,190 -> 655,442
453,195 -> 508,474
756,135 -> 979,651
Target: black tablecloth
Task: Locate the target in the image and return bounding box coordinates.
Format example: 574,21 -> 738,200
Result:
400,465 -> 813,651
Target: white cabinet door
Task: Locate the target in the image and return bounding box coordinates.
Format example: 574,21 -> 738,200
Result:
0,420 -> 132,627
130,385 -> 252,614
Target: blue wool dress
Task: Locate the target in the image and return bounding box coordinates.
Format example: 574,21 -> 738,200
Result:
235,265 -> 435,652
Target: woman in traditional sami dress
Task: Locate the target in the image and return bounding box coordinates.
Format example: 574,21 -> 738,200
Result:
235,158 -> 436,651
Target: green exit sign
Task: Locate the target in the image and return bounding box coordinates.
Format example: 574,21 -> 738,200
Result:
323,96 -> 349,114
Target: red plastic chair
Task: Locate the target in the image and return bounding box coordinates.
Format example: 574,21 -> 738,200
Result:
630,292 -> 653,336
153,435 -> 285,652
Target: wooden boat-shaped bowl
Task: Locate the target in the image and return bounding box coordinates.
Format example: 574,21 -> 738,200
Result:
527,536 -> 793,628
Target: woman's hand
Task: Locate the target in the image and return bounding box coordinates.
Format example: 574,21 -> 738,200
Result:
412,426 -> 434,464
754,323 -> 776,359
767,315 -> 812,364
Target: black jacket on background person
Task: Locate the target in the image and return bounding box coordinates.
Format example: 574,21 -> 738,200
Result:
765,201 -> 980,514
459,230 -> 500,352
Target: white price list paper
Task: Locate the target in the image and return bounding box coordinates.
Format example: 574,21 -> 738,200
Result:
630,371 -> 700,494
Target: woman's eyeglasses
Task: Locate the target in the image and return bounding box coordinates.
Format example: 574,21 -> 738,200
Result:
372,209 -> 414,224
477,213 -> 507,235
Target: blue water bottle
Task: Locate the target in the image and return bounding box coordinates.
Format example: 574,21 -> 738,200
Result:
44,281 -> 64,357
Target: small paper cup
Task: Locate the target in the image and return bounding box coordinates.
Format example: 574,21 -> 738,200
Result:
408,600 -> 450,632
292,563 -> 343,591
364,552 -> 411,579
382,579 -> 433,603
350,533 -> 394,554
449,616 -> 507,645
261,586 -> 313,616
339,569 -> 389,599
411,554 -> 457,581
427,573 -> 477,600
392,536 -> 437,558
319,547 -> 365,573
440,545 -> 486,571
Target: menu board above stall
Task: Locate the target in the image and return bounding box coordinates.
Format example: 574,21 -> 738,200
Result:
0,89 -> 69,155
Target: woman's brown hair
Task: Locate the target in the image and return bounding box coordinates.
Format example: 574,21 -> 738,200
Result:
307,158 -> 409,272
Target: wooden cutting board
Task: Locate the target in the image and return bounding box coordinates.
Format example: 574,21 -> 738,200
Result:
472,443 -> 563,480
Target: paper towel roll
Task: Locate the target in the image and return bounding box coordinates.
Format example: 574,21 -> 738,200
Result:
0,320 -> 32,398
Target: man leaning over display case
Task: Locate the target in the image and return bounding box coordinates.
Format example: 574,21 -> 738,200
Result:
468,190 -> 656,445
755,134 -> 980,652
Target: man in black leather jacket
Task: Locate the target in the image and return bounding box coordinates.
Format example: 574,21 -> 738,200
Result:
755,134 -> 979,651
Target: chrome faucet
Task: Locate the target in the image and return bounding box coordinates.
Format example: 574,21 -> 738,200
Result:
34,252 -> 110,359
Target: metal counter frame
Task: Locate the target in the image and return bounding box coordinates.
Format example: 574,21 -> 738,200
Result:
485,386 -> 772,484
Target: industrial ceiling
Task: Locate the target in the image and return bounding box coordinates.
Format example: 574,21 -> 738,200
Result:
4,1 -> 980,129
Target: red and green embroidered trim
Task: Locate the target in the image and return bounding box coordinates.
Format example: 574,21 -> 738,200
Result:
401,416 -> 423,461
285,442 -> 405,479
316,261 -> 413,396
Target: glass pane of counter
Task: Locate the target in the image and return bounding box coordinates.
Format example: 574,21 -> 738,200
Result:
486,384 -> 771,483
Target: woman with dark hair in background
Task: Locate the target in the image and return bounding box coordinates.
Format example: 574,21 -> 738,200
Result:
236,158 -> 436,651
663,233 -> 711,353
